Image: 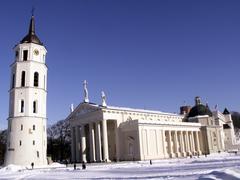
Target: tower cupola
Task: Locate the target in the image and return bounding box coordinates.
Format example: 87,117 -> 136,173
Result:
20,16 -> 43,45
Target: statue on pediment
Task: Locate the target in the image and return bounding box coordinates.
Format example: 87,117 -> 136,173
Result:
101,91 -> 107,107
83,80 -> 89,103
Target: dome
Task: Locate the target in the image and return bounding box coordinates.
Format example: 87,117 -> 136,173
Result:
188,96 -> 212,118
188,104 -> 212,118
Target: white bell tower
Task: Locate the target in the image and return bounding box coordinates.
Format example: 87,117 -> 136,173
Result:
4,15 -> 48,166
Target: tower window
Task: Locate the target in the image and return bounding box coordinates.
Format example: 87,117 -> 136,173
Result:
21,124 -> 23,131
33,101 -> 37,113
23,50 -> 28,61
34,72 -> 39,87
37,151 -> 39,158
33,140 -> 35,145
20,100 -> 24,113
20,140 -> 22,146
21,71 -> 26,87
12,74 -> 15,89
33,125 -> 35,130
9,121 -> 12,132
15,51 -> 19,58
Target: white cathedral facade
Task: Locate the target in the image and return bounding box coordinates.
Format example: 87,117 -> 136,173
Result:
68,82 -> 236,162
4,15 -> 48,166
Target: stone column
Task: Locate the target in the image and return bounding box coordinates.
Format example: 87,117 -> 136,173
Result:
185,131 -> 191,155
102,119 -> 109,162
75,126 -> 80,162
189,132 -> 192,153
95,121 -> 102,162
71,127 -> 76,162
180,131 -> 185,157
167,130 -> 173,158
89,123 -> 96,162
162,130 -> 167,158
216,130 -> 222,151
191,131 -> 196,154
81,124 -> 87,162
195,131 -> 201,155
174,131 -> 179,157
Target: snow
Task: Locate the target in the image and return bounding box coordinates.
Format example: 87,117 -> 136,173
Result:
0,153 -> 240,179
48,162 -> 65,168
0,164 -> 26,172
200,168 -> 240,180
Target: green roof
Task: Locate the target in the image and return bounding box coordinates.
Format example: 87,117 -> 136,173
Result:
188,104 -> 212,118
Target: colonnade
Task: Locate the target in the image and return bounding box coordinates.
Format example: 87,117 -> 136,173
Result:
71,119 -> 110,163
166,130 -> 201,157
71,122 -> 202,162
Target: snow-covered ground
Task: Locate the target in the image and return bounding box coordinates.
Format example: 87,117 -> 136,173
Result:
1,153 -> 240,179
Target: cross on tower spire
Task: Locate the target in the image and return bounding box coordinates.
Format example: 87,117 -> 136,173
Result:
31,7 -> 35,16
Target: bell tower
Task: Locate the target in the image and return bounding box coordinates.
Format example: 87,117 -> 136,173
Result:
5,15 -> 48,166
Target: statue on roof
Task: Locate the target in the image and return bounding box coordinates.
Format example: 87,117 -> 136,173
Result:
83,80 -> 89,103
101,91 -> 107,107
70,104 -> 74,112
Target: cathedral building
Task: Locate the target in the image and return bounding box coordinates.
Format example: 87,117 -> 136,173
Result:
4,15 -> 48,166
68,82 -> 236,162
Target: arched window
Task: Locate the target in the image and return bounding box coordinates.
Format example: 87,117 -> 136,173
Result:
33,125 -> 35,130
9,121 -> 12,132
12,74 -> 15,89
20,100 -> 24,113
21,71 -> 26,87
15,51 -> 19,58
21,124 -> 23,131
34,72 -> 39,87
33,101 -> 37,113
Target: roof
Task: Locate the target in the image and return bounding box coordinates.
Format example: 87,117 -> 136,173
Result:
66,102 -> 182,121
188,104 -> 212,118
20,16 -> 43,45
104,105 -> 181,116
223,108 -> 230,115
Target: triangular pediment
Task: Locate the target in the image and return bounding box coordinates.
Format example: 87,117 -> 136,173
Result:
66,102 -> 101,120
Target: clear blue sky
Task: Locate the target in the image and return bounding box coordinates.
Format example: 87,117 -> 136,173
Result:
0,0 -> 240,129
